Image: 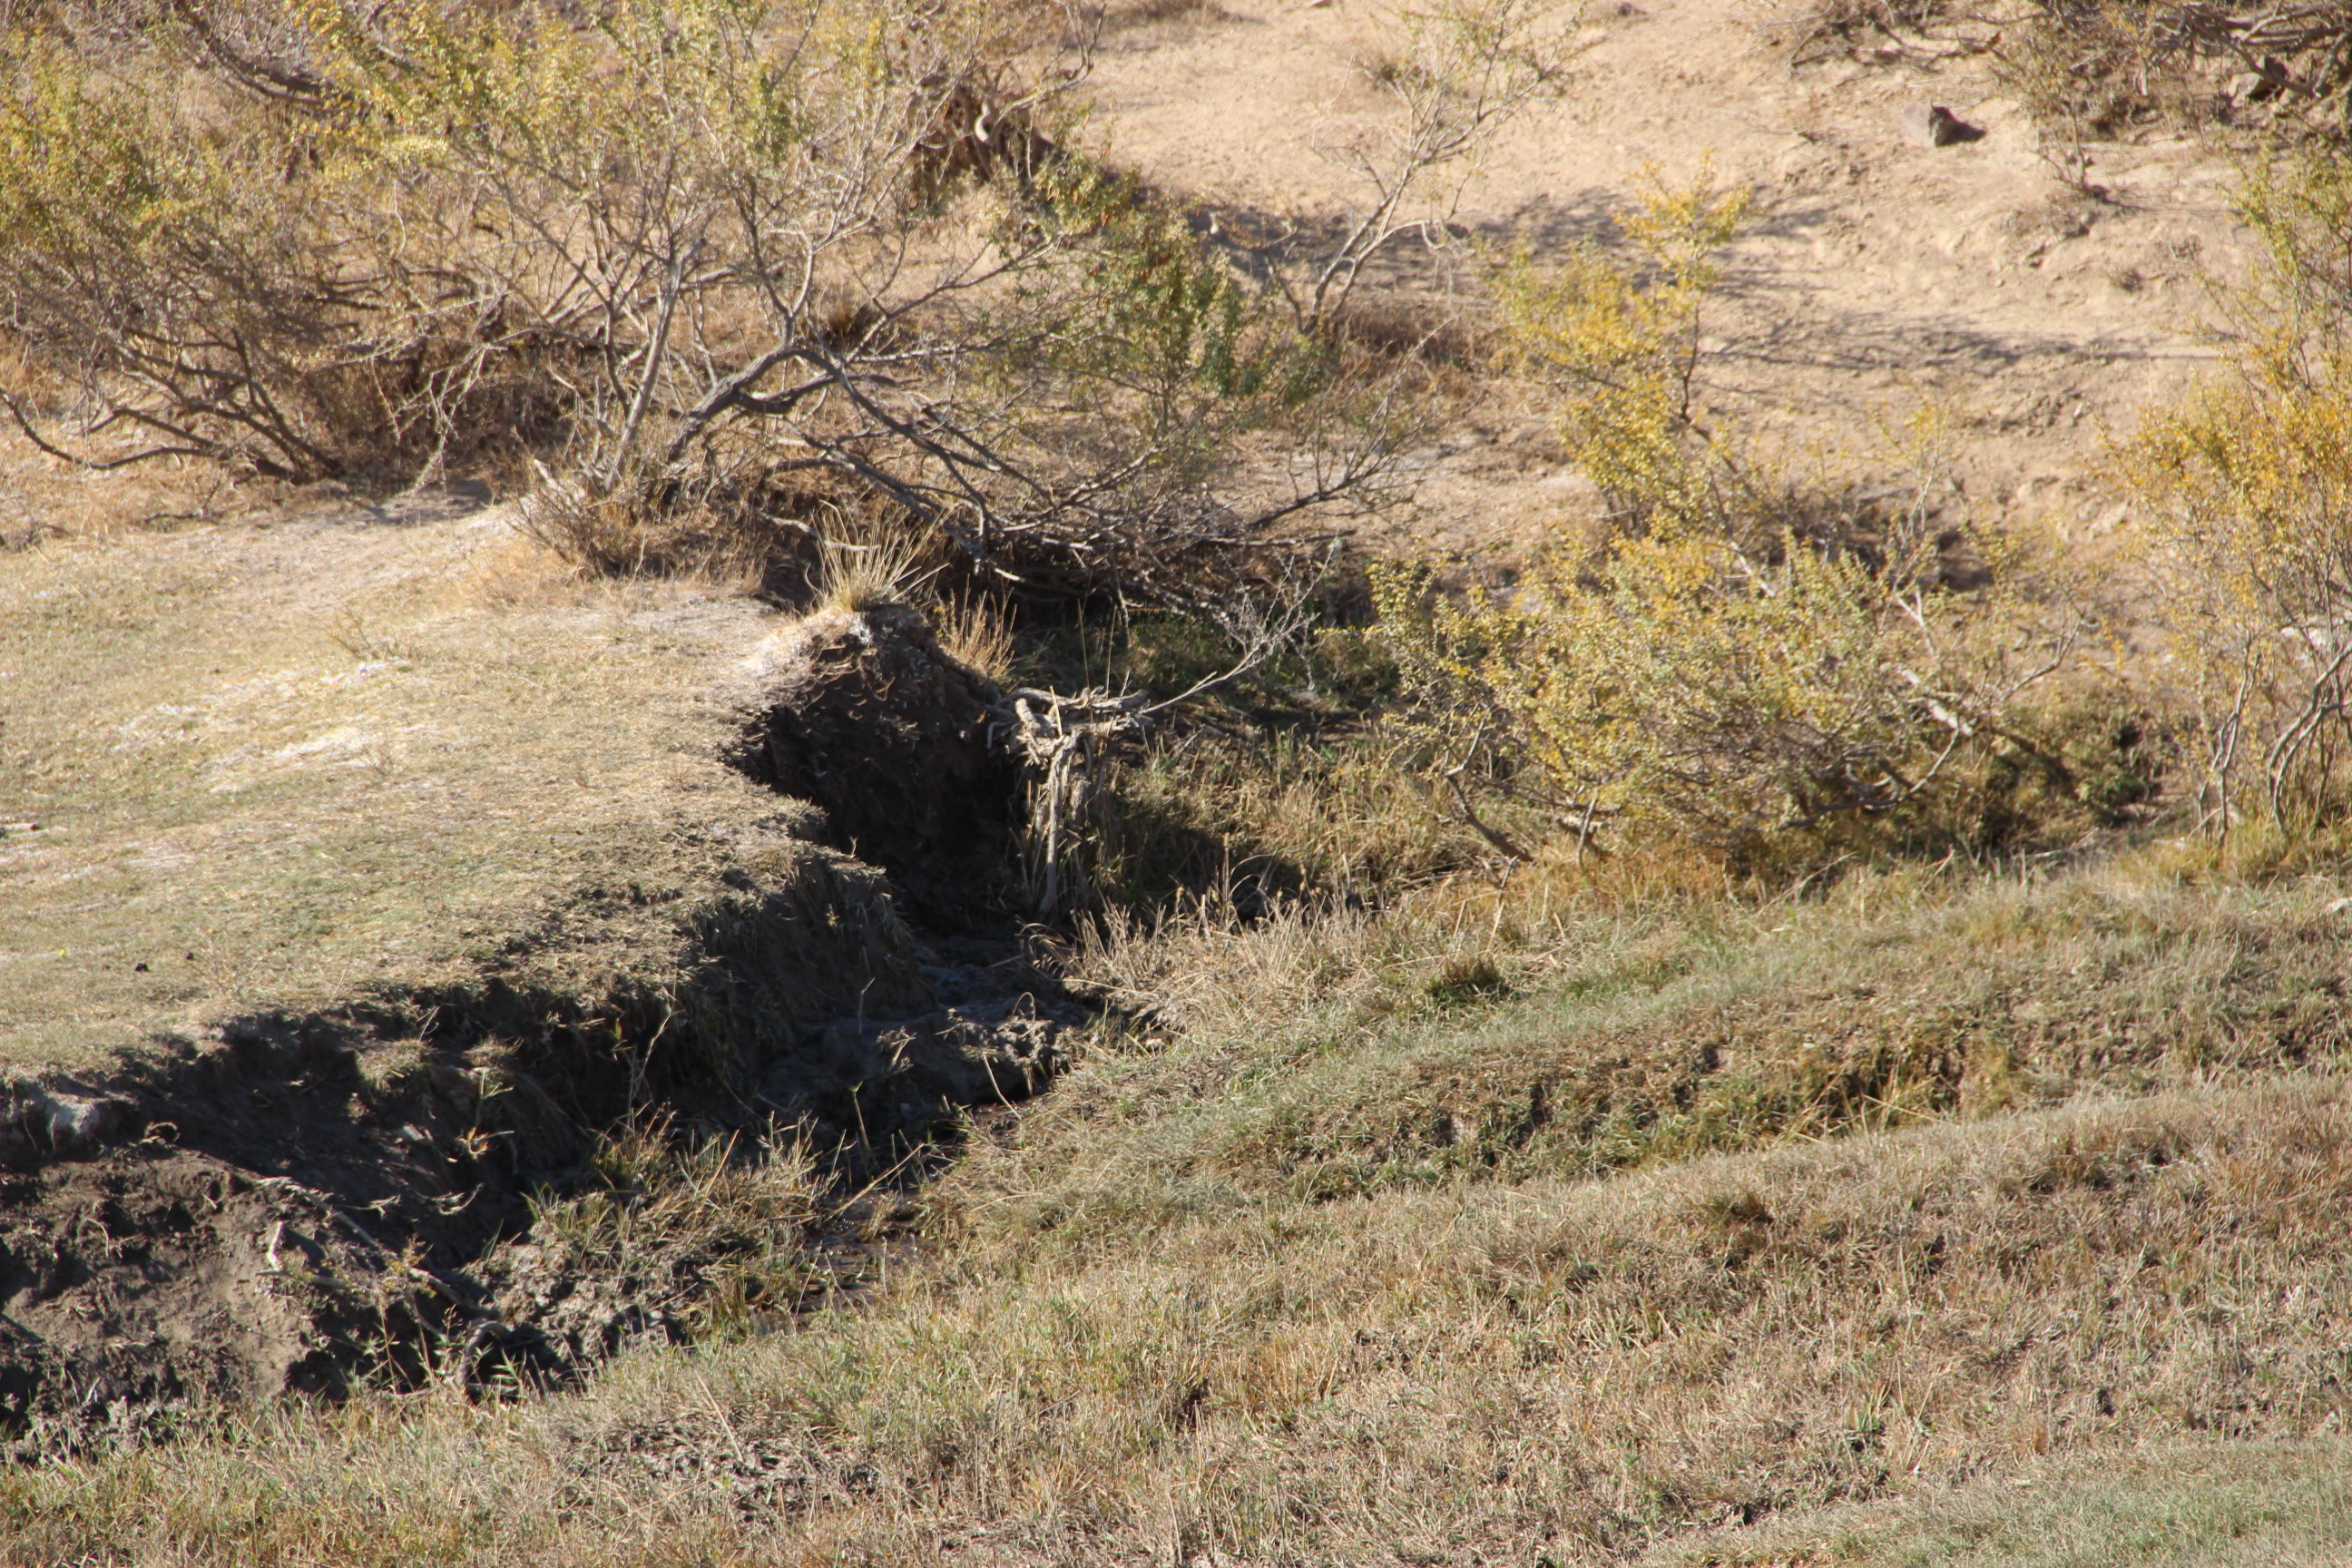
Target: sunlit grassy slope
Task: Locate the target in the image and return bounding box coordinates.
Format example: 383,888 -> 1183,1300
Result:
1643,1440 -> 2352,1567
5,854 -> 2346,1564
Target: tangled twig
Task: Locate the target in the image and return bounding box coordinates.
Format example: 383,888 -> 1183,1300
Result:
995,688 -> 1148,914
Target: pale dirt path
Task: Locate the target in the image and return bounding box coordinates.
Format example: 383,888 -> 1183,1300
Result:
1083,0 -> 2251,564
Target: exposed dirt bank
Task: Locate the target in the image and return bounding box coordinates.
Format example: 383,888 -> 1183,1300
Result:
0,592 -> 1078,1454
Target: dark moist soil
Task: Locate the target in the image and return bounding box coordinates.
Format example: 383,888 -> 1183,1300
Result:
0,605 -> 1088,1455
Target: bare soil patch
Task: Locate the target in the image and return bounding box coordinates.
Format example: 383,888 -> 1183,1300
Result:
1083,0 -> 2249,573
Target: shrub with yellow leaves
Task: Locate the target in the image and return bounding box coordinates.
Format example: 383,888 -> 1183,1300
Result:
2125,150 -> 2352,836
1378,172 -> 2077,867
1493,162 -> 1751,537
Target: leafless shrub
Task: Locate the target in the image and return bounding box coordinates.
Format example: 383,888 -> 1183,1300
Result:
0,0 -> 1408,613
2001,1 -> 2352,142
1249,0 -> 1577,338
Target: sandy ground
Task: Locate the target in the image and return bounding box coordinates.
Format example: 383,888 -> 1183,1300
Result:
1082,0 -> 2250,565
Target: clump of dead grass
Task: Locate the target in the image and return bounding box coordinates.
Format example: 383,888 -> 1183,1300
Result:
934,594 -> 1020,684
815,524 -> 936,616
514,1116 -> 831,1342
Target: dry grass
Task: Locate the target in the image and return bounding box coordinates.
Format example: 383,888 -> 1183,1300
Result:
1087,730 -> 1488,912
514,1116 -> 832,1341
0,419 -> 308,552
933,595 -> 1020,684
815,525 -> 935,616
1643,1438 -> 2352,1566
5,463 -> 2346,1568
1047,843 -> 2352,1211
0,499 -> 831,1073
2,8 -> 2342,1558
5,1071 -> 2344,1563
1,818 -> 2347,1562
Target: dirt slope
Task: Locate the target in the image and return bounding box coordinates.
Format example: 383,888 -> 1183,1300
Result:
0,506 -> 1079,1446
1088,0 -> 2246,566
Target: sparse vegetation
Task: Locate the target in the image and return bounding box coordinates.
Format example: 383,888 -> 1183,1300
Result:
2000,1 -> 2352,142
0,505 -> 851,1070
2126,146 -> 2352,837
9,0 -> 2352,1563
1374,173 -> 2091,868
1759,0 -> 2352,147
0,0 -> 1412,622
517,1115 -> 830,1342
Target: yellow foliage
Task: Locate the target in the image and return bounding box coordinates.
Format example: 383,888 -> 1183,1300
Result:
1493,162 -> 1751,534
2123,150 -> 2352,833
1383,173 -> 2062,862
1376,525 -> 1992,857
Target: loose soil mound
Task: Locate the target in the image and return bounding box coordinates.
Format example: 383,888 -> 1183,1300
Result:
0,1146 -> 388,1453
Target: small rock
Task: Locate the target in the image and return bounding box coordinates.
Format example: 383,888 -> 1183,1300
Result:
2229,56 -> 2292,105
1901,104 -> 1978,149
